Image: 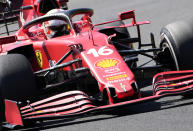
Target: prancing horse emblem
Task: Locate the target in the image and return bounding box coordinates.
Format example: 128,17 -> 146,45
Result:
35,50 -> 43,68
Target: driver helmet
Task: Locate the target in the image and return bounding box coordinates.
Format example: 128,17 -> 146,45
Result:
43,9 -> 70,39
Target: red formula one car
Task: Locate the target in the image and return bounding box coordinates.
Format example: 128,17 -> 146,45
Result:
1,0 -> 193,129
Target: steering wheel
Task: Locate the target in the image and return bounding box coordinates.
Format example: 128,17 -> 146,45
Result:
22,8 -> 94,36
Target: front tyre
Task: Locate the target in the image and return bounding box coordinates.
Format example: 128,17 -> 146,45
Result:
0,54 -> 37,102
0,54 -> 37,125
160,18 -> 193,70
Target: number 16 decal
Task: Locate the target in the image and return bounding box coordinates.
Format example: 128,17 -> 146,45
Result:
87,46 -> 113,57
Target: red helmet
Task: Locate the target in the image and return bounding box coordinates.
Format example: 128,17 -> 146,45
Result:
43,9 -> 69,39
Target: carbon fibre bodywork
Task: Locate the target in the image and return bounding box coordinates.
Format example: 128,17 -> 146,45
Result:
0,0 -> 193,129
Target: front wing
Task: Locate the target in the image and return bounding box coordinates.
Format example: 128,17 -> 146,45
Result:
4,70 -> 193,127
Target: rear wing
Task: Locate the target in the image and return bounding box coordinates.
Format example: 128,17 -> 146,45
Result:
0,5 -> 33,36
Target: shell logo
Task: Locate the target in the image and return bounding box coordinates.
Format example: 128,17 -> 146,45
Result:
96,59 -> 118,68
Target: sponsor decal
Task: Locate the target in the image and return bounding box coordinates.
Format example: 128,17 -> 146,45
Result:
96,59 -> 118,68
20,12 -> 25,26
108,77 -> 130,84
120,83 -> 127,92
36,110 -> 43,113
35,50 -> 43,68
49,60 -> 56,67
106,74 -> 127,81
103,72 -> 126,78
17,36 -> 26,40
170,79 -> 193,86
104,67 -> 120,73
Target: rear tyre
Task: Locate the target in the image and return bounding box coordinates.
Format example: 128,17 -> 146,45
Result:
108,20 -> 130,38
99,20 -> 130,45
160,19 -> 193,70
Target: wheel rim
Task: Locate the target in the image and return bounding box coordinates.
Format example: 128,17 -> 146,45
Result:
161,41 -> 179,71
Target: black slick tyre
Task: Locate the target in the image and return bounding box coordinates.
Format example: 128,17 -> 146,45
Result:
0,54 -> 37,102
160,19 -> 193,70
99,20 -> 130,41
0,54 -> 37,126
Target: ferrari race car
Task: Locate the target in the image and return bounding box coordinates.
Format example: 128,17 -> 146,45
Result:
1,0 -> 193,129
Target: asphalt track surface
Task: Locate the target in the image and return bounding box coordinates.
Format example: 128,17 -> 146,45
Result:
5,0 -> 193,131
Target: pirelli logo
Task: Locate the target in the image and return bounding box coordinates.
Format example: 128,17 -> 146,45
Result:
106,74 -> 127,81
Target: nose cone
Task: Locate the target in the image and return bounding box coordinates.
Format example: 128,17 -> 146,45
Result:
113,82 -> 136,99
